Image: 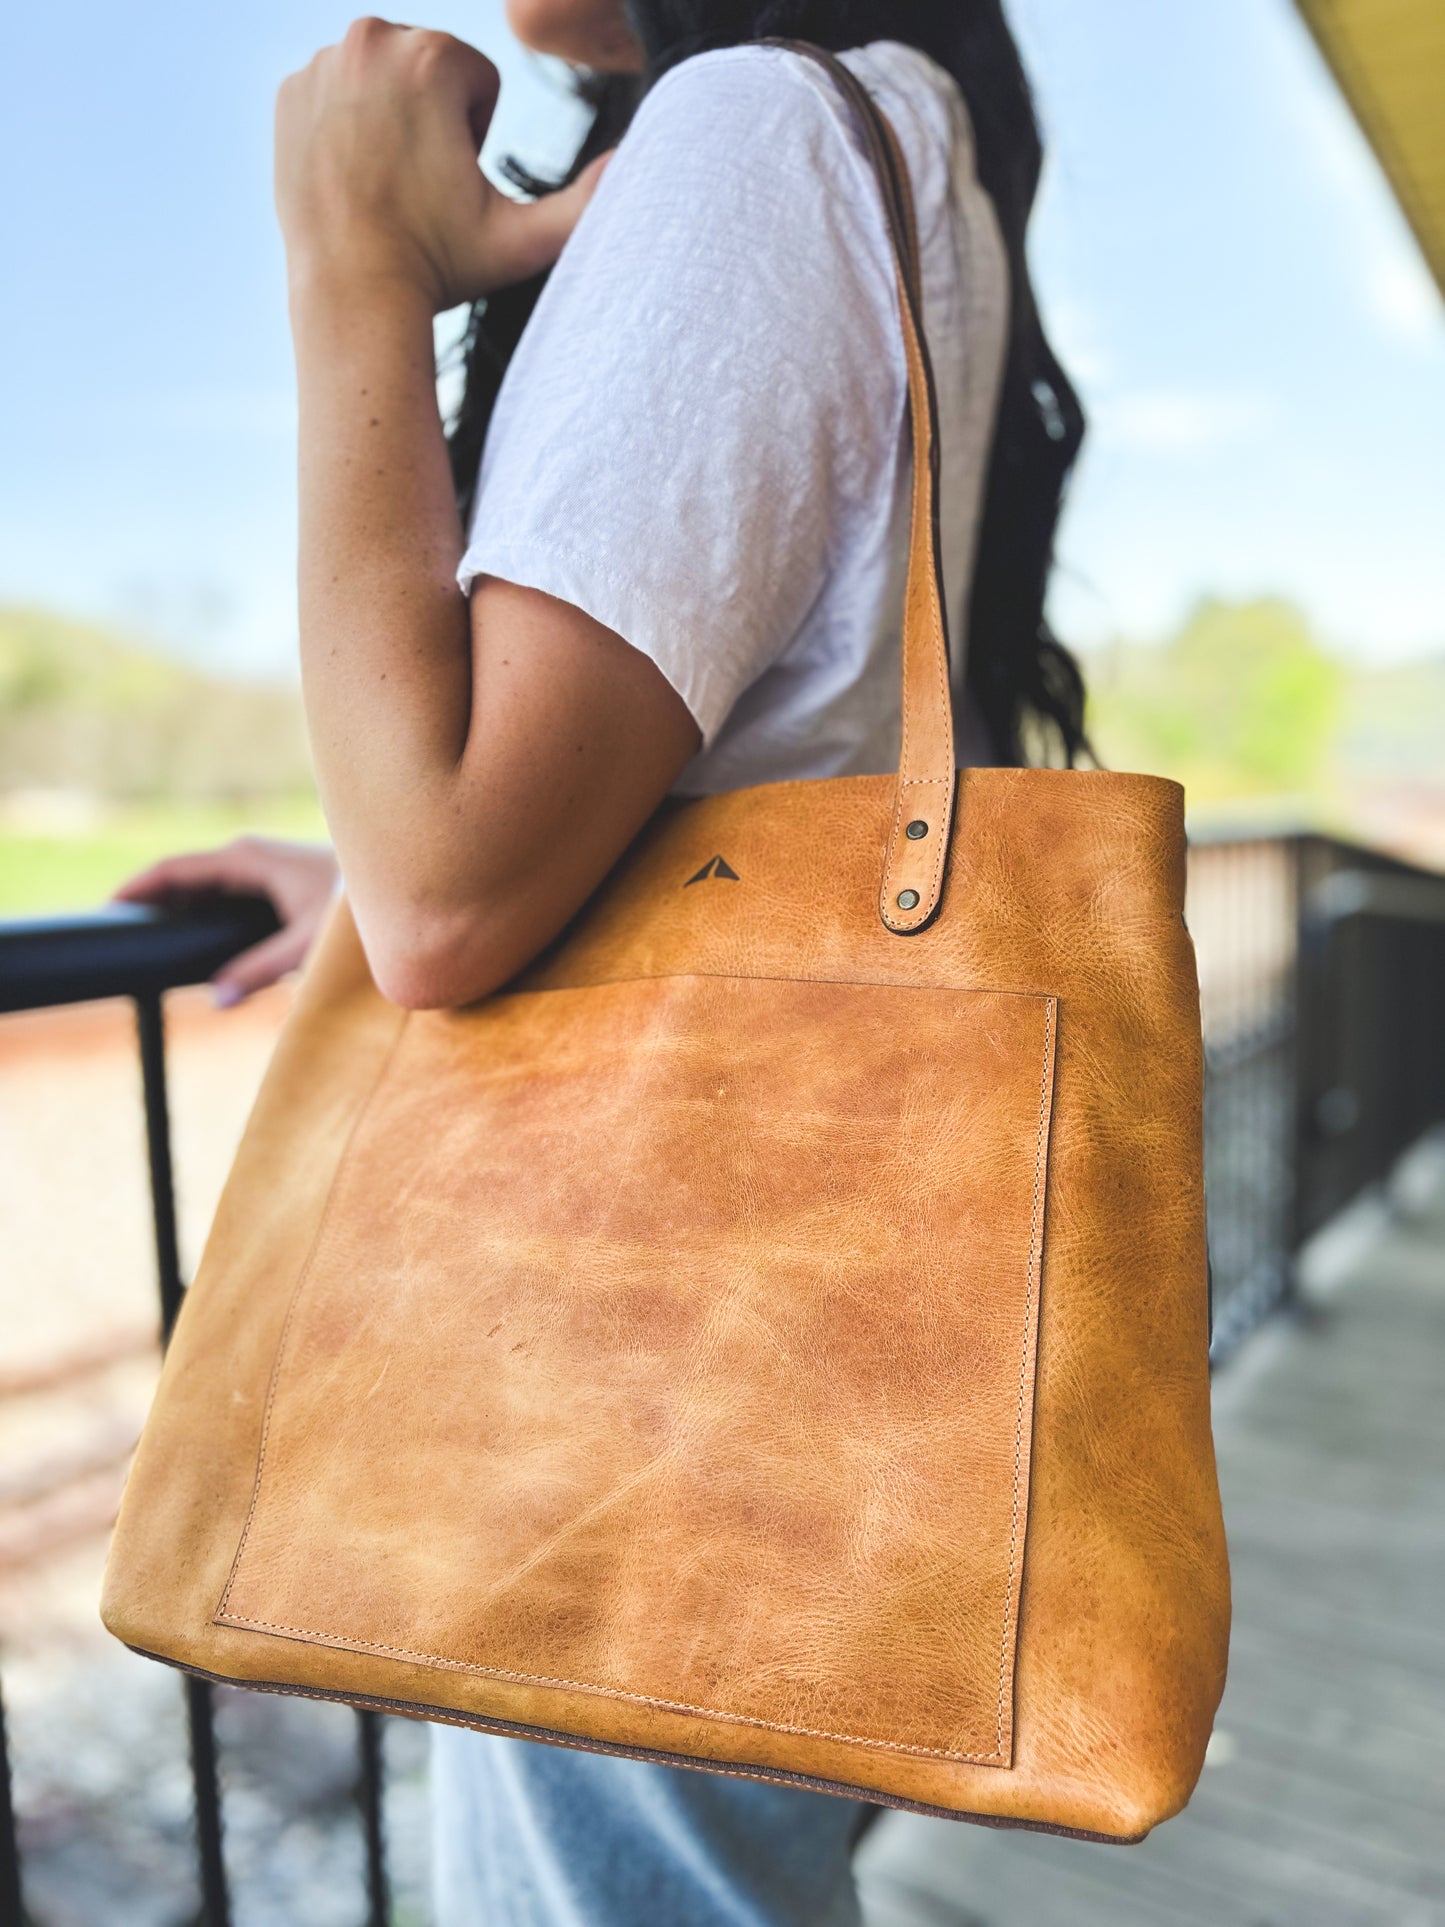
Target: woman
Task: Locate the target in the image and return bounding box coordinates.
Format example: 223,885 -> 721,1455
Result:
120,1 -> 1087,1917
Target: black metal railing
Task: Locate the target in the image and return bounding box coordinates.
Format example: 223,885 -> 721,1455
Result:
1188,832 -> 1301,1354
1293,840 -> 1445,1238
1,835 -> 1443,1920
1188,831 -> 1445,1358
0,899 -> 387,1927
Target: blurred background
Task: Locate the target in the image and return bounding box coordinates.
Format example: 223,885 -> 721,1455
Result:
1,1 -> 1442,1923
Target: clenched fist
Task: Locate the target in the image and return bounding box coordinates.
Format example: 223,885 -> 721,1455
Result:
275,16 -> 610,311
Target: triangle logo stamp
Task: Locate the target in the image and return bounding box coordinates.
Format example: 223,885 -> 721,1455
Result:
684,855 -> 741,886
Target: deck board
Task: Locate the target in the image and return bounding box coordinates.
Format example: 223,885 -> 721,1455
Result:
858,1138 -> 1445,1927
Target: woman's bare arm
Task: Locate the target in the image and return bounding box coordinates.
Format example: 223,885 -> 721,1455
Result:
278,21 -> 699,1008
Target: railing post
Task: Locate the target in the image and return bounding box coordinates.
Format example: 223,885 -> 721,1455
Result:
0,1676 -> 25,1927
1281,834 -> 1309,1307
135,992 -> 185,1340
134,990 -> 231,1927
183,1678 -> 231,1927
357,1710 -> 390,1926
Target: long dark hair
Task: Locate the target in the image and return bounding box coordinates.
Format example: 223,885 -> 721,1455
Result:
448,0 -> 1089,767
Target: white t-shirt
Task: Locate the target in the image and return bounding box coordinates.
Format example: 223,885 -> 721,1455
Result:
457,40 -> 1009,793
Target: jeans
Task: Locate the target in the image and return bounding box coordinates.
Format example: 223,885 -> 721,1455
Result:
431,1726 -> 868,1926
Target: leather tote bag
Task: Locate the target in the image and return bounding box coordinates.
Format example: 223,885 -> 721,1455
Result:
103,44 -> 1229,1843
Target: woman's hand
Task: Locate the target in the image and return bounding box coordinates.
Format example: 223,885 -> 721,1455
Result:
275,17 -> 610,311
113,838 -> 340,1007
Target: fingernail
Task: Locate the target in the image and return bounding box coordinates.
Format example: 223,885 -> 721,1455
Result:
211,981 -> 243,1009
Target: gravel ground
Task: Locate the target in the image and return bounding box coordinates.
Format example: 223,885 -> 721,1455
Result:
6,1620 -> 432,1927
0,989 -> 431,1925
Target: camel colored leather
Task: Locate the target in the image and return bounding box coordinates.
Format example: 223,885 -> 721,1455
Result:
102,45 -> 1228,1842
865,78 -> 957,934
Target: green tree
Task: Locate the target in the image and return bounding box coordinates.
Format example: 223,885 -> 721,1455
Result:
1086,597 -> 1346,800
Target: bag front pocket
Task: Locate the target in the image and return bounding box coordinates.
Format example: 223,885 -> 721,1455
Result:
218,973 -> 1056,1765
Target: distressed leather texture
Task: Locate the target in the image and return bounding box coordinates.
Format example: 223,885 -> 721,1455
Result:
101,44 -> 1228,1843
216,977 -> 1055,1768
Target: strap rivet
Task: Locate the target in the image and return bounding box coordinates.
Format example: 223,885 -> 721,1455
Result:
896,890 -> 920,911
905,819 -> 929,840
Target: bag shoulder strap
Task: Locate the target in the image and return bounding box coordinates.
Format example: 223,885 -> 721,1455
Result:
763,39 -> 956,935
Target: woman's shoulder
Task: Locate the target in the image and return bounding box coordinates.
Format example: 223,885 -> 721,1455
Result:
619,40 -> 976,236
584,42 -> 910,295
625,42 -> 860,162
636,39 -> 966,135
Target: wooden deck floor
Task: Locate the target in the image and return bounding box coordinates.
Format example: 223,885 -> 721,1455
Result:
857,1137 -> 1445,1927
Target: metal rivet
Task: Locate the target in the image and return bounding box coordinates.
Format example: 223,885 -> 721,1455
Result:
905,819 -> 929,840
896,889 -> 920,911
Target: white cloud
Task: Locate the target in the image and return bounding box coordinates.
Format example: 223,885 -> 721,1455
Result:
1093,390 -> 1274,453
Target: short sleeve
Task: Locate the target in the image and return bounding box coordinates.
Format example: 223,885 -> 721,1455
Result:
457,46 -> 904,746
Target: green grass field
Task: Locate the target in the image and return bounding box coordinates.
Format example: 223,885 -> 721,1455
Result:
3,592 -> 1441,918
0,797 -> 330,917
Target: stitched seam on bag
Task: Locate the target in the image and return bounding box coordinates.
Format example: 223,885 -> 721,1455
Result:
131,1659 -> 1147,1837
164,1676 -> 918,1804
215,1012 -> 414,1623
512,970 -> 1053,1000
995,994 -> 1054,1758
260,1687 -> 841,1795
216,1611 -> 1003,1762
217,991 -> 1054,1767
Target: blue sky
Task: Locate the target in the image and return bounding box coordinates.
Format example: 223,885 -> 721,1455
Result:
1,0 -> 1441,678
